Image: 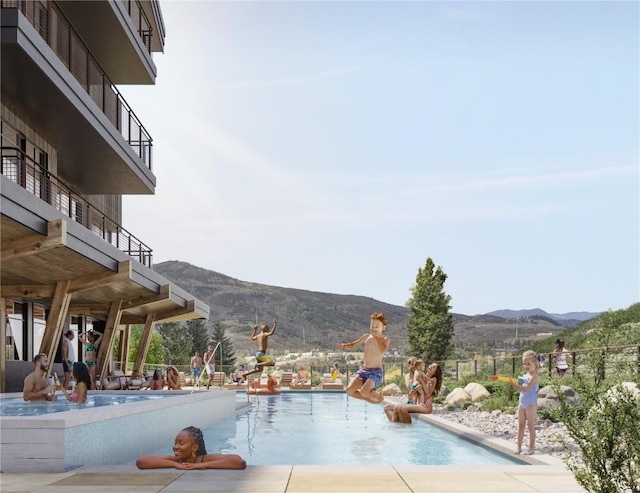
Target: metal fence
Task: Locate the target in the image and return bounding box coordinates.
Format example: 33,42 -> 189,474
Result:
1,0 -> 153,169
1,145 -> 153,266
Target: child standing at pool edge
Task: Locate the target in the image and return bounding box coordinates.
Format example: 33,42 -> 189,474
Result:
511,350 -> 540,455
339,311 -> 389,404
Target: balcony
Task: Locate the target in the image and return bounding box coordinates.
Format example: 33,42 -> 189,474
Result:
1,146 -> 153,267
1,0 -> 156,194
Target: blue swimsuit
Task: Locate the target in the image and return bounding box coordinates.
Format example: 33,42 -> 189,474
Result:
519,374 -> 538,409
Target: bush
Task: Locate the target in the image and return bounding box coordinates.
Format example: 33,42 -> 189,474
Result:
552,311 -> 640,493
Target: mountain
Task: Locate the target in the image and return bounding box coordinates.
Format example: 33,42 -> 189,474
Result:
154,261 -> 593,354
486,309 -> 601,326
154,261 -> 409,355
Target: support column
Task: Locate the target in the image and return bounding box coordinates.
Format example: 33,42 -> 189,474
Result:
118,324 -> 131,373
95,301 -> 123,383
38,280 -> 71,376
132,314 -> 155,377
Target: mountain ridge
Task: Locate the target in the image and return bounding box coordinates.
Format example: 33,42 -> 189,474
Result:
153,260 -> 599,353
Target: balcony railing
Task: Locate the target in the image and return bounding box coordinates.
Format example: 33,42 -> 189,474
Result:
1,146 -> 153,267
123,0 -> 154,53
1,0 -> 153,171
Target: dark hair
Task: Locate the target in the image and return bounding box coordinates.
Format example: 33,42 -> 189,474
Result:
153,369 -> 162,380
72,362 -> 91,388
432,363 -> 443,395
182,426 -> 207,455
65,330 -> 74,337
33,353 -> 47,363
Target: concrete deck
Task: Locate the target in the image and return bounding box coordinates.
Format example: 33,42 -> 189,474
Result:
0,464 -> 585,492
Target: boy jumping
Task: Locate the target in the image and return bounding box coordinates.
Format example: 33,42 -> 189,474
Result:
339,311 -> 389,404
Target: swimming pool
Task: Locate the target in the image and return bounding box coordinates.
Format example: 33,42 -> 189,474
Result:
144,393 -> 524,466
0,393 -> 167,416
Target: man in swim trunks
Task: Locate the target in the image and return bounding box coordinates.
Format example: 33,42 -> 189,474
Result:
242,320 -> 277,378
203,345 -> 215,390
190,351 -> 203,383
339,311 -> 389,404
61,330 -> 75,390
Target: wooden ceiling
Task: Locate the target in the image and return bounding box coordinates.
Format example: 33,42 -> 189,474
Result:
1,215 -> 205,323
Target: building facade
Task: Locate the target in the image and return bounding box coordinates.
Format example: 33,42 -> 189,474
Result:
0,0 -> 208,391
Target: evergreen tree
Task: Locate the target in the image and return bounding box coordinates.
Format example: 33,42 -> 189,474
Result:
186,319 -> 209,356
406,257 -> 455,363
156,321 -> 192,365
127,325 -> 166,365
210,321 -> 236,369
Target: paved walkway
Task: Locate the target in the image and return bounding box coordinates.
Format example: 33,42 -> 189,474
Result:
0,463 -> 585,492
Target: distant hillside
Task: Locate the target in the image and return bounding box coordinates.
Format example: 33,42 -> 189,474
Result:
486,309 -> 600,326
154,261 -> 592,354
154,261 -> 409,355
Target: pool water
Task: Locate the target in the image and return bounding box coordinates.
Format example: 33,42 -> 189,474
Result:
147,393 -> 523,466
0,393 -> 167,416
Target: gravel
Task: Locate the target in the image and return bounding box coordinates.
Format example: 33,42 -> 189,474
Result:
384,395 -> 583,464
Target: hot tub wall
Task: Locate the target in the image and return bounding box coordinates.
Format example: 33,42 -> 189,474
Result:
1,390 -> 237,473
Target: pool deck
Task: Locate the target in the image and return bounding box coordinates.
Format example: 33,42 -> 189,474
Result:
0,463 -> 585,492
0,391 -> 586,492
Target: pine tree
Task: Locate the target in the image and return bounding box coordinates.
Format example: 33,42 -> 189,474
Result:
155,321 -> 193,365
186,319 -> 209,356
210,321 -> 236,369
406,257 -> 455,363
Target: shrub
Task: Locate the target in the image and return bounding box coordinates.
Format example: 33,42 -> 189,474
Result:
552,311 -> 640,493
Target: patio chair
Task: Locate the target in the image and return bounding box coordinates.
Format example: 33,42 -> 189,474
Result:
279,372 -> 293,387
209,372 -> 226,388
101,370 -> 129,390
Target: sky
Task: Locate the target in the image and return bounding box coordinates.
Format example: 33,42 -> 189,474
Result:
120,1 -> 639,316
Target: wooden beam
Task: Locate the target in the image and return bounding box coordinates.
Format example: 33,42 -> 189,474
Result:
121,285 -> 170,311
118,325 -> 130,370
95,301 -> 123,382
68,260 -> 131,294
38,280 -> 71,376
132,314 -> 155,377
153,300 -> 197,323
67,305 -> 109,316
1,219 -> 66,261
0,285 -> 55,299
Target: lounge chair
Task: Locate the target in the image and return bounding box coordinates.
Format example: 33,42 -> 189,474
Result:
128,371 -> 153,390
321,373 -> 344,390
208,372 -> 226,388
102,370 -> 129,390
279,371 -> 293,387
178,371 -> 193,387
290,371 -> 312,390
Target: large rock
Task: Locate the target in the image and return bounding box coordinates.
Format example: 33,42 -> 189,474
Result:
603,382 -> 640,404
381,383 -> 402,396
464,382 -> 490,402
537,385 -> 580,410
444,387 -> 472,406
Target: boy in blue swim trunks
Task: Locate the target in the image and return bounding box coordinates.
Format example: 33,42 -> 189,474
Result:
339,311 -> 389,404
243,320 -> 277,378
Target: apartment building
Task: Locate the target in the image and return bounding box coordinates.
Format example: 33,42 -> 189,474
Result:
0,0 -> 209,391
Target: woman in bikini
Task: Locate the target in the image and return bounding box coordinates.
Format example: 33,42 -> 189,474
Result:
60,362 -> 91,404
385,362 -> 443,423
78,330 -> 103,389
136,426 -> 246,470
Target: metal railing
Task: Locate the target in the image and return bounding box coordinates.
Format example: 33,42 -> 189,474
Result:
122,0 -> 154,53
1,146 -> 153,267
1,0 -> 153,170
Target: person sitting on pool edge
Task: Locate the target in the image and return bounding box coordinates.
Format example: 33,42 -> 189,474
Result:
136,426 -> 246,470
384,362 -> 443,423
